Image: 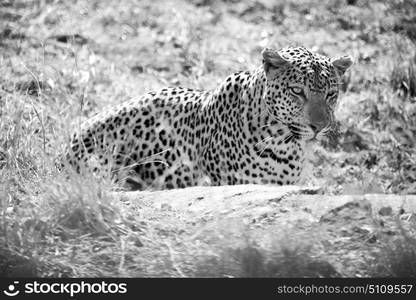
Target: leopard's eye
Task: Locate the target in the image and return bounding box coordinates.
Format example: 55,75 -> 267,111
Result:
290,87 -> 303,95
326,90 -> 338,104
327,91 -> 337,98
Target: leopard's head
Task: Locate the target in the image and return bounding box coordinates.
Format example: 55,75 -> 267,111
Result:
261,46 -> 353,140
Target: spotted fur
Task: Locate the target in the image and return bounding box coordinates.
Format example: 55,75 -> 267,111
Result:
66,46 -> 352,190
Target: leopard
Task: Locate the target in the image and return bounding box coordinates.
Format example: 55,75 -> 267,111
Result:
66,46 -> 353,190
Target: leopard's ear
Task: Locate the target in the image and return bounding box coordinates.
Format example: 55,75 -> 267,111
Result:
262,48 -> 289,78
332,55 -> 353,76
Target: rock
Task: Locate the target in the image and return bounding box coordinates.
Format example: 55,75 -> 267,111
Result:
319,199 -> 372,224
367,235 -> 377,243
378,206 -> 393,216
160,203 -> 172,211
113,185 -> 416,277
134,238 -> 144,247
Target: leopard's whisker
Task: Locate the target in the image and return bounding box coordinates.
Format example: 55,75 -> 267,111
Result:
258,138 -> 273,156
255,135 -> 273,147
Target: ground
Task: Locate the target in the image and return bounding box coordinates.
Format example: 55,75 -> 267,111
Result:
0,0 -> 415,277
119,185 -> 416,277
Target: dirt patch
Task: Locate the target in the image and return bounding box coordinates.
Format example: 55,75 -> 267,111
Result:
116,185 -> 416,277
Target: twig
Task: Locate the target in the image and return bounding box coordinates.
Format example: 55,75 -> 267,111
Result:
118,238 -> 126,276
164,241 -> 186,277
30,99 -> 47,152
21,63 -> 47,152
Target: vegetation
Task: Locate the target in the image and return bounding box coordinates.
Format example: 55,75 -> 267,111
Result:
372,221 -> 416,277
0,0 -> 415,277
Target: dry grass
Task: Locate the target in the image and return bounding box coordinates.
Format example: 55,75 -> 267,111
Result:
0,0 -> 415,277
372,220 -> 416,277
195,235 -> 339,278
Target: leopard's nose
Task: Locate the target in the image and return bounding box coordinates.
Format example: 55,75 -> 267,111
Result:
307,103 -> 329,134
